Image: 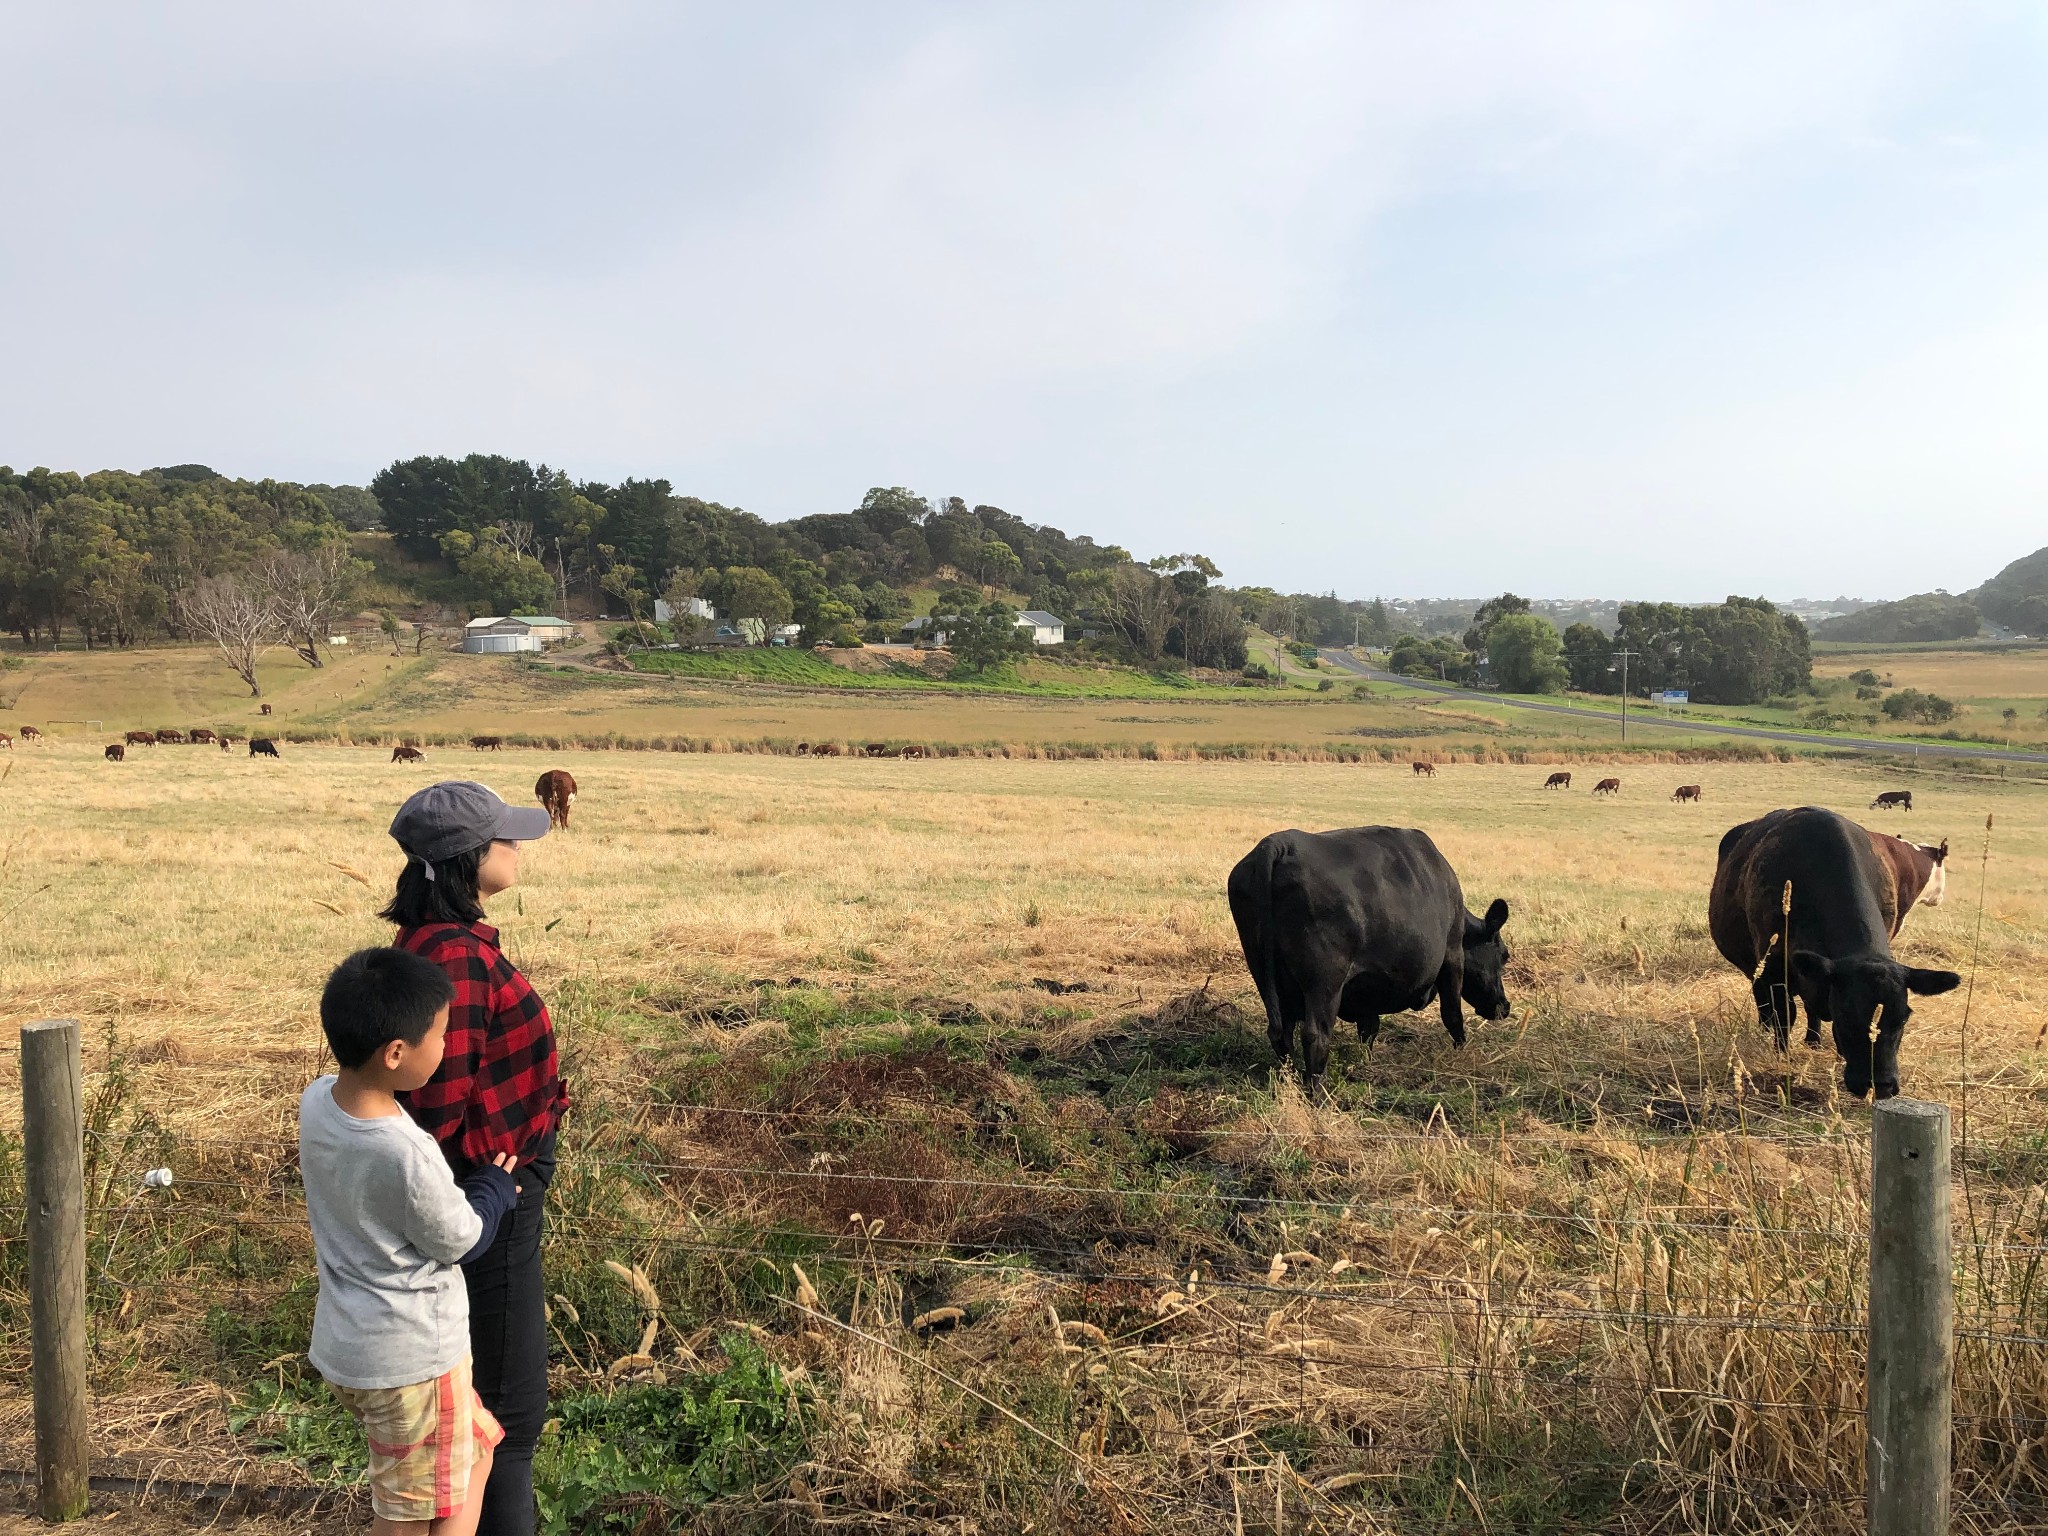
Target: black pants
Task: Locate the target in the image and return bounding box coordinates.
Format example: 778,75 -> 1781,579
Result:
462,1139 -> 551,1536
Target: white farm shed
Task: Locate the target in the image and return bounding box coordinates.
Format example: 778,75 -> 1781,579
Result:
462,616 -> 573,653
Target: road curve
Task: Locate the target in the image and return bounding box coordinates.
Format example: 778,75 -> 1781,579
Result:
1316,649 -> 2048,767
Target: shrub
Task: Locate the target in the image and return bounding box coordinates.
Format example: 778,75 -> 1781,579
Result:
1881,688 -> 1958,724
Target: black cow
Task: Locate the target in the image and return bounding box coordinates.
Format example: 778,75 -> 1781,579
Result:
1228,827 -> 1512,1097
1709,807 -> 1960,1100
249,737 -> 280,758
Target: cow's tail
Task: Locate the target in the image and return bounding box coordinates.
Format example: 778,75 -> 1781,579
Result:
1246,835 -> 1294,1035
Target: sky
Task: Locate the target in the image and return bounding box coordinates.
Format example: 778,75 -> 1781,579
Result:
4,2 -> 2047,602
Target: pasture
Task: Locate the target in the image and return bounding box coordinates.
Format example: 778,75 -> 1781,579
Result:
2,740 -> 2046,1532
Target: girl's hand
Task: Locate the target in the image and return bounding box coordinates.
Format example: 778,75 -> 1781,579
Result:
492,1152 -> 519,1173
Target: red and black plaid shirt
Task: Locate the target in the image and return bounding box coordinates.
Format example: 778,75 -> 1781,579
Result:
395,921 -> 567,1169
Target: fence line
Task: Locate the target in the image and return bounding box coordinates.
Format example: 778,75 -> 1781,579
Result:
71,1199 -> 2048,1345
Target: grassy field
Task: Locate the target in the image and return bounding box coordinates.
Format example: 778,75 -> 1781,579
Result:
2,735 -> 2046,1532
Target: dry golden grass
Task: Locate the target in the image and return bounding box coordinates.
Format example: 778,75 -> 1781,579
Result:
3,740 -> 2046,1532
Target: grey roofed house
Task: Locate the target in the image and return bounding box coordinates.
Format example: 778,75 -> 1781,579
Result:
1015,611 -> 1065,645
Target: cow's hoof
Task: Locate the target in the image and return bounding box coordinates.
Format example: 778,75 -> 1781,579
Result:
1874,1082 -> 1901,1101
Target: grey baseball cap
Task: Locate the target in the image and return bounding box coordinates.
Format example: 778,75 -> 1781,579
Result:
390,780 -> 551,877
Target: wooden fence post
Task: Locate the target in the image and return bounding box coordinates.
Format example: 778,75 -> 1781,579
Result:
23,1019 -> 90,1522
1868,1097 -> 1951,1536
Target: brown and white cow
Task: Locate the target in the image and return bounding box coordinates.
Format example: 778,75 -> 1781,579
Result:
1411,761 -> 1436,778
1672,784 -> 1703,803
124,729 -> 156,746
1870,790 -> 1913,813
155,728 -> 184,744
1592,777 -> 1621,796
1866,831 -> 1948,935
535,769 -> 578,830
391,745 -> 426,763
19,725 -> 42,742
188,728 -> 218,744
900,744 -> 928,759
0,731 -> 11,749
1543,771 -> 1571,790
471,735 -> 503,751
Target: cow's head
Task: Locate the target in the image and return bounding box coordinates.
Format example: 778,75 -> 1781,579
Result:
1789,951 -> 1961,1099
1917,839 -> 1950,908
1460,899 -> 1513,1021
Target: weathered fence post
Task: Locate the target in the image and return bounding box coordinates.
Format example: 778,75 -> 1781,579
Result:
23,1019 -> 90,1522
1868,1097 -> 1951,1536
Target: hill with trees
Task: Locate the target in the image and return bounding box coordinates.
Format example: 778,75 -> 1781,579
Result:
1812,592 -> 1980,642
1971,545 -> 2048,636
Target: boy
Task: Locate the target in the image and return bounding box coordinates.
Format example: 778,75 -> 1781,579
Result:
302,947 -> 521,1536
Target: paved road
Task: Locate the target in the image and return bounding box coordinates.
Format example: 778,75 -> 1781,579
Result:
1317,649 -> 2048,767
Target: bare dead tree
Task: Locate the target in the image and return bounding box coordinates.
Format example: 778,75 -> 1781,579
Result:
1107,563 -> 1178,663
180,573 -> 282,696
251,545 -> 365,668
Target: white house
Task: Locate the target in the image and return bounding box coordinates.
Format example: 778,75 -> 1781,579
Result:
654,596 -> 715,624
1015,610 -> 1065,645
461,615 -> 575,654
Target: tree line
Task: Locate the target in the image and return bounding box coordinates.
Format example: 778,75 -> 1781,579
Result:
1386,592 -> 1813,705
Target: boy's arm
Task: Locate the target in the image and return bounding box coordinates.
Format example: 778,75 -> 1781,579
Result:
454,1164 -> 518,1265
402,1147 -> 486,1265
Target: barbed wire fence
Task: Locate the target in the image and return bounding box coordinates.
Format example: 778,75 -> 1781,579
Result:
9,1088 -> 2045,1534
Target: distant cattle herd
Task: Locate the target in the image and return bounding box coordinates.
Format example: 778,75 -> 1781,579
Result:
22,714 -> 1964,1100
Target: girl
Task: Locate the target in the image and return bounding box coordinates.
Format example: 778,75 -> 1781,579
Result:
382,780 -> 567,1536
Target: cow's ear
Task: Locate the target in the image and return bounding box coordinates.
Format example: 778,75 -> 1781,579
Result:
1481,898 -> 1509,938
1935,840 -> 1948,864
1905,967 -> 1963,997
1789,950 -> 1832,993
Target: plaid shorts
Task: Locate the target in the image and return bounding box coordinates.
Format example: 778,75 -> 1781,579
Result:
330,1356 -> 504,1522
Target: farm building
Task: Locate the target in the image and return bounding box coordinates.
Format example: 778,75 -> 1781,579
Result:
900,611 -> 1067,646
1015,610 -> 1066,645
461,615 -> 575,653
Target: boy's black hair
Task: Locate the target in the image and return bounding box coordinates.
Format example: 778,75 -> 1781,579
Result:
320,947 -> 456,1069
376,843 -> 488,928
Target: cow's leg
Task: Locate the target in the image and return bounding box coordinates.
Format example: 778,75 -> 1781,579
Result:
1266,972 -> 1299,1069
1355,1014 -> 1380,1045
1436,959 -> 1466,1048
1299,985 -> 1340,1101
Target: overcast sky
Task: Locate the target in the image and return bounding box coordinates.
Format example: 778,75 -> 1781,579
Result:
5,3 -> 2045,600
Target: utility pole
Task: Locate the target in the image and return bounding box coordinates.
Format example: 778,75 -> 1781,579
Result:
1610,647 -> 1639,743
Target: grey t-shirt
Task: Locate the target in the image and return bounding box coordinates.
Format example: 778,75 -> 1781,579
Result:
299,1077 -> 482,1390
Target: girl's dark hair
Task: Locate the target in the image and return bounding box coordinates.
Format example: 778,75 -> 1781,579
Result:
378,844 -> 488,928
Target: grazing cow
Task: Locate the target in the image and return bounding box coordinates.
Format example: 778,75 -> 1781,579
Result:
794,743 -> 811,756
259,703 -> 272,716
812,742 -> 843,756
124,729 -> 156,746
105,743 -> 125,761
249,738 -> 280,758
1592,777 -> 1622,796
1672,784 -> 1703,803
20,725 -> 42,741
1411,761 -> 1436,778
0,732 -> 10,749
1866,832 -> 1949,934
188,728 -> 217,744
155,728 -> 184,744
470,735 -> 503,751
864,742 -> 890,757
391,745 -> 426,763
535,769 -> 578,830
1228,826 -> 1513,1098
1870,790 -> 1913,813
900,744 -> 927,759
1709,807 -> 1960,1099
1543,771 -> 1571,790
218,735 -> 235,753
